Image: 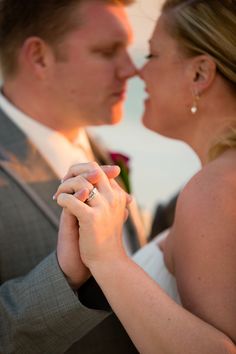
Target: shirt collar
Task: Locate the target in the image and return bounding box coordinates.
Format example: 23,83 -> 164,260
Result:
0,91 -> 94,178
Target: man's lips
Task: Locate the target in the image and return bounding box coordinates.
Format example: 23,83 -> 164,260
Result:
111,89 -> 126,101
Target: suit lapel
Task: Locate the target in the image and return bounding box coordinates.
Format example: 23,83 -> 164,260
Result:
0,108 -> 61,227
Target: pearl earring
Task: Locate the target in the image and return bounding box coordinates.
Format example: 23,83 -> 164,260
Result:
191,93 -> 200,114
191,103 -> 197,114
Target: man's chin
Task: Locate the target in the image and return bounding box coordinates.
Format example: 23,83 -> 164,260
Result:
95,115 -> 122,126
110,105 -> 123,124
111,114 -> 123,125
84,106 -> 123,126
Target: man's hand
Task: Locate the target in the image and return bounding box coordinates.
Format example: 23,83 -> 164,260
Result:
57,207 -> 91,289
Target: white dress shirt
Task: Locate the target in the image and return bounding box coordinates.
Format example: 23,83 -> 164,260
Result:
0,92 -> 94,179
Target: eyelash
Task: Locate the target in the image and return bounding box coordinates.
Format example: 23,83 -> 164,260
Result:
145,53 -> 154,60
102,50 -> 115,58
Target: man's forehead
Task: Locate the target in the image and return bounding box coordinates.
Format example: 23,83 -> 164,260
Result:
77,1 -> 133,43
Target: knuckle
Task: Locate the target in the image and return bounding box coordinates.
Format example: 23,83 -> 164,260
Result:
75,175 -> 85,183
69,164 -> 78,174
57,193 -> 69,206
62,179 -> 74,191
71,163 -> 79,169
90,161 -> 99,169
75,175 -> 93,189
85,208 -> 96,222
89,162 -> 101,175
57,184 -> 63,193
108,194 -> 116,207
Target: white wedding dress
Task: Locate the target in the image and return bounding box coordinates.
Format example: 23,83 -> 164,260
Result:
132,230 -> 181,305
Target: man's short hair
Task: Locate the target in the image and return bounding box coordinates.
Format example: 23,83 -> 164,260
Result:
0,0 -> 134,78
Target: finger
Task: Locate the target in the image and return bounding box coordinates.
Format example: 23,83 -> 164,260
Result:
124,208 -> 129,222
62,162 -> 113,182
126,194 -> 133,204
101,165 -> 120,179
74,188 -> 90,202
74,187 -> 101,207
57,193 -> 91,220
59,208 -> 79,237
84,187 -> 100,207
62,163 -> 120,188
53,176 -> 94,200
80,165 -> 114,197
61,163 -> 120,204
110,179 -> 132,206
58,187 -> 102,211
78,165 -> 120,185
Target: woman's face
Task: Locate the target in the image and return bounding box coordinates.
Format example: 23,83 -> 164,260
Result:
140,16 -> 193,139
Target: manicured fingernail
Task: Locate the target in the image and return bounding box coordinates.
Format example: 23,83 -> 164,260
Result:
52,194 -> 56,200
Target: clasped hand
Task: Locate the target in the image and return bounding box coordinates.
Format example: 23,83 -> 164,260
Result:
54,162 -> 131,289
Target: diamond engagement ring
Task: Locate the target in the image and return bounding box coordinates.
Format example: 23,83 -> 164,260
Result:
85,187 -> 98,203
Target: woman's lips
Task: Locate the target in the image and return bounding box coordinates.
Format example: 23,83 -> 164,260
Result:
144,89 -> 150,102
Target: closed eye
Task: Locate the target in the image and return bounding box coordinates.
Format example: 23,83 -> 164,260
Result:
145,49 -> 160,60
145,53 -> 154,60
92,43 -> 122,59
101,49 -> 117,58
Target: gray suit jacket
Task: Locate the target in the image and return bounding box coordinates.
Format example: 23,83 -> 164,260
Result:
0,109 -> 138,354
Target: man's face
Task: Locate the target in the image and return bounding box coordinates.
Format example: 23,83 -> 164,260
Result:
49,1 -> 136,128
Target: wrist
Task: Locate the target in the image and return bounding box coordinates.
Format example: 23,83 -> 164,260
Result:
56,251 -> 90,290
65,273 -> 90,290
88,253 -> 130,285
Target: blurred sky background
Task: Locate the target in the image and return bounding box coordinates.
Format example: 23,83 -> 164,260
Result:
91,0 -> 201,214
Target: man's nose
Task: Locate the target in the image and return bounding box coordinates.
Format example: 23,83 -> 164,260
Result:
118,53 -> 137,80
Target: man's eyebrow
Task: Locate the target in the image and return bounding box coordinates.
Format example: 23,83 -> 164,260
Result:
92,40 -> 128,49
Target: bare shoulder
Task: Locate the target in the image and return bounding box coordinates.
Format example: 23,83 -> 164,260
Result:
171,149 -> 236,342
177,149 -> 236,227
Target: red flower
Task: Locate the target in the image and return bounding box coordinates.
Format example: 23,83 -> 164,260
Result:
109,152 -> 131,193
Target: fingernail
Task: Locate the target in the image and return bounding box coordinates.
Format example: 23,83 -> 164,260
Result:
52,194 -> 56,200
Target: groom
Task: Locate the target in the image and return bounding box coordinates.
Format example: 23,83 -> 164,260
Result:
0,0 -> 143,352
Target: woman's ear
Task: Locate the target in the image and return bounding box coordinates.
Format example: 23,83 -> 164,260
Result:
190,55 -> 217,94
20,37 -> 54,78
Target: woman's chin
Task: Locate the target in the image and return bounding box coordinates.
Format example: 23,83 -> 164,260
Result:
141,116 -> 172,138
142,112 -> 158,133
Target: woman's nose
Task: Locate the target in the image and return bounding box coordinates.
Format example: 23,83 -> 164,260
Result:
138,63 -> 147,80
118,53 -> 138,80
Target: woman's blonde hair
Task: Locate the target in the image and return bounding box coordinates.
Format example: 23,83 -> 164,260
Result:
161,0 -> 236,160
208,129 -> 236,161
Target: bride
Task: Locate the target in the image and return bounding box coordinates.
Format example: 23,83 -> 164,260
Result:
55,1 -> 236,353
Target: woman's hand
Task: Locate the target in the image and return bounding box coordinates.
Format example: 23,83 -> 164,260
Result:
56,162 -> 131,270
